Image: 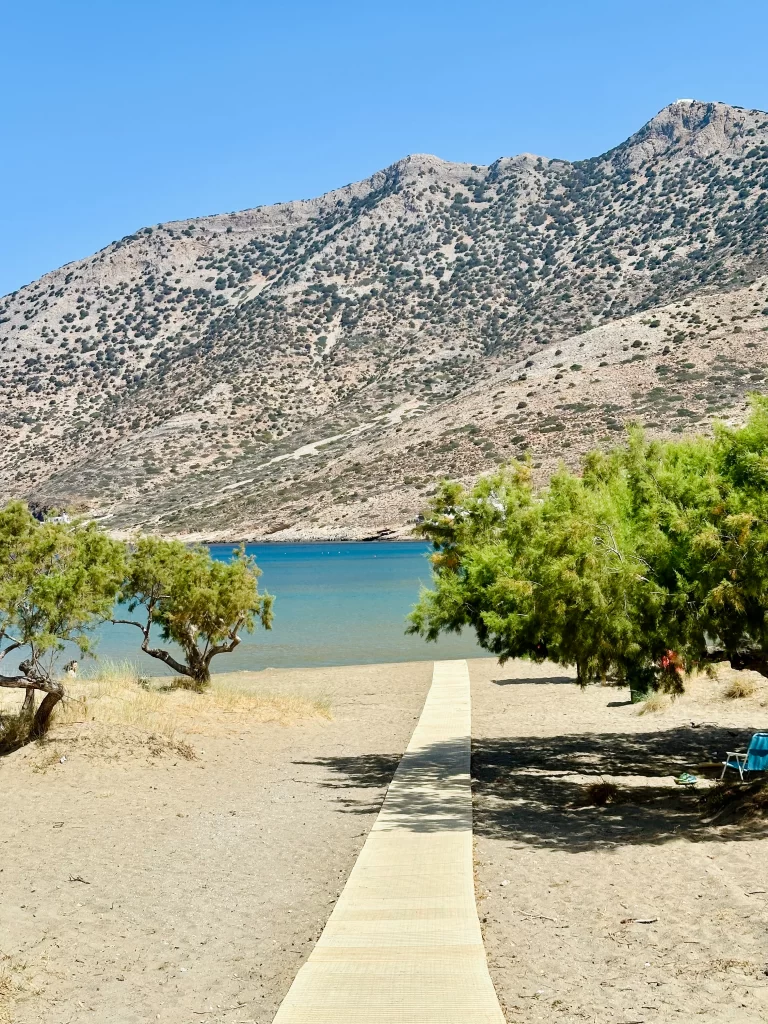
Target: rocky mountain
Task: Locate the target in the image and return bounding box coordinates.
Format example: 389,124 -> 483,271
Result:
1,99 -> 767,539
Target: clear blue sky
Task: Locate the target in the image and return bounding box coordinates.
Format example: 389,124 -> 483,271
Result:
2,0 -> 767,296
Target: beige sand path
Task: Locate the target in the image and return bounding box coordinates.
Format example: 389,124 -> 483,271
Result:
272,659 -> 505,1024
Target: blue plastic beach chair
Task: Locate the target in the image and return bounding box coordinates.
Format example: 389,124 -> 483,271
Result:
721,733 -> 768,780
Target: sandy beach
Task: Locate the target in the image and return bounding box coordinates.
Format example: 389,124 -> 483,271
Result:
2,658 -> 768,1023
0,663 -> 432,1024
470,659 -> 768,1023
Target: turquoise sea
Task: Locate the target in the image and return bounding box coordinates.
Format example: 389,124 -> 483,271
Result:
85,542 -> 482,675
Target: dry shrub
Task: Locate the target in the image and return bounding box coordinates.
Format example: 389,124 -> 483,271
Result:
578,781 -> 621,807
0,708 -> 33,753
703,778 -> 768,823
145,733 -> 197,760
723,675 -> 758,699
165,675 -> 206,693
636,692 -> 671,715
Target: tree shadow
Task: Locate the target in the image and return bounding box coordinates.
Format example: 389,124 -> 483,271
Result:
297,723 -> 768,848
492,675 -> 575,686
0,733 -> 26,756
295,741 -> 472,832
471,724 -> 768,850
293,752 -> 402,818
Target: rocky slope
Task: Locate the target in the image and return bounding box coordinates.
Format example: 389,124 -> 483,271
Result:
1,99 -> 767,538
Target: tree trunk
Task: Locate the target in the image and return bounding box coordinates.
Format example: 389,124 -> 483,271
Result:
30,691 -> 63,738
196,665 -> 211,687
0,674 -> 65,749
728,651 -> 768,677
186,649 -> 211,690
21,687 -> 36,718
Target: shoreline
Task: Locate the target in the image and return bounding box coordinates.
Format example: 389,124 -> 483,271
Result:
80,645 -> 483,679
106,530 -> 425,545
211,535 -> 427,547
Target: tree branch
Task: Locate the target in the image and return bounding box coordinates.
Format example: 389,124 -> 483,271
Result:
205,618 -> 245,665
206,633 -> 241,664
0,640 -> 23,662
700,649 -> 768,676
0,673 -> 64,695
111,618 -> 150,632
139,639 -> 191,678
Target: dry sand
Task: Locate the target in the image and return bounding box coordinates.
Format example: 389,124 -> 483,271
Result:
470,659 -> 768,1023
3,658 -> 768,1024
0,662 -> 432,1024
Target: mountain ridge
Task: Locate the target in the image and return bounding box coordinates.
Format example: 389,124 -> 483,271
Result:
1,99 -> 767,538
5,99 -> 750,297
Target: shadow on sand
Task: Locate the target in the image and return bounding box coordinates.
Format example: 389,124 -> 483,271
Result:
491,674 -> 575,686
295,743 -> 471,833
296,722 -> 768,849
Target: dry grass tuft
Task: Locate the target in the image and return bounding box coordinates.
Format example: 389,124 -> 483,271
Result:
30,745 -> 65,773
723,675 -> 758,699
0,969 -> 12,1024
0,663 -> 331,763
0,952 -> 31,1024
200,675 -> 332,729
636,691 -> 671,715
81,659 -> 141,686
56,663 -> 182,742
51,662 -> 331,744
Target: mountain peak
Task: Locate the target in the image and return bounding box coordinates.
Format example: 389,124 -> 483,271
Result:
613,99 -> 768,168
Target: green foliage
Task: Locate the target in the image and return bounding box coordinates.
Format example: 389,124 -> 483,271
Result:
0,503 -> 124,742
409,398 -> 768,692
119,538 -> 273,686
0,510 -> 276,746
0,503 -> 124,660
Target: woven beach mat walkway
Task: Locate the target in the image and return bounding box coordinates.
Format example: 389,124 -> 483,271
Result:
272,659 -> 505,1023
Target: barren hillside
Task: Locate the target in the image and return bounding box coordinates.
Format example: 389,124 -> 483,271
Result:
1,99 -> 767,538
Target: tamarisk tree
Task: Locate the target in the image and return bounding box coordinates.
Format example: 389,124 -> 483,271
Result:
0,502 -> 124,743
408,397 -> 768,693
116,538 -> 273,688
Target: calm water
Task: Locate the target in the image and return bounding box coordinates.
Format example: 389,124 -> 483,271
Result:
81,542 -> 481,675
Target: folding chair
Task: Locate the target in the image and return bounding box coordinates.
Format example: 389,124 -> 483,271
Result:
721,732 -> 768,780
